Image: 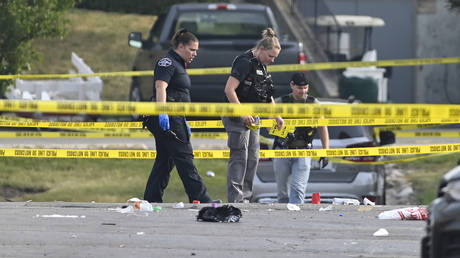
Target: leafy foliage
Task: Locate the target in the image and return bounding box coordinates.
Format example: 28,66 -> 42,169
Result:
447,0 -> 460,11
0,0 -> 76,97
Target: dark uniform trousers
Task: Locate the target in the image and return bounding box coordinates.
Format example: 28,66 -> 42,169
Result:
143,115 -> 211,203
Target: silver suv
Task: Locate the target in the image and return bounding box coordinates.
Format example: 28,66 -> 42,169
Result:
252,104 -> 395,204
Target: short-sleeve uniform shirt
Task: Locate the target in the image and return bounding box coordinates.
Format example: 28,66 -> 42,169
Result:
153,49 -> 191,102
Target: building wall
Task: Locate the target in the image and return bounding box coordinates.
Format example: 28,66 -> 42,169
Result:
300,0 -> 416,103
415,0 -> 460,104
299,0 -> 460,104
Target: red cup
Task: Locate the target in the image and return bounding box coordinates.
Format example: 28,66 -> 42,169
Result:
192,200 -> 200,204
312,192 -> 321,204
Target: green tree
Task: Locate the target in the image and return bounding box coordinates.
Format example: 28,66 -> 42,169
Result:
447,0 -> 460,11
0,0 -> 76,97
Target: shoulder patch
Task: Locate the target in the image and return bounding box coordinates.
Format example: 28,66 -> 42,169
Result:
158,57 -> 172,67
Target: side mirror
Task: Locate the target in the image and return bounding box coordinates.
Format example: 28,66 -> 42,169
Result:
128,32 -> 143,48
379,131 -> 395,146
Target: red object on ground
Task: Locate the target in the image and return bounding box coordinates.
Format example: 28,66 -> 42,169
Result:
312,192 -> 321,204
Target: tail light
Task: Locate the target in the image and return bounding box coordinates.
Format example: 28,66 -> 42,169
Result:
208,4 -> 236,10
298,52 -> 307,64
298,42 -> 307,72
343,141 -> 379,162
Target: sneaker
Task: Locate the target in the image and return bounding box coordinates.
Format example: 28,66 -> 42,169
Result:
211,199 -> 223,204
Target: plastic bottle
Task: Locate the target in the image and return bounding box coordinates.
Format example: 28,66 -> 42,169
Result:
134,201 -> 153,212
332,198 -> 360,205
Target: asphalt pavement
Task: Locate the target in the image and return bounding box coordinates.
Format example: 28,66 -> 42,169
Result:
0,202 -> 425,258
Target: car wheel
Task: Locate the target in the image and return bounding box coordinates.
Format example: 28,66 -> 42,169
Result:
376,168 -> 386,205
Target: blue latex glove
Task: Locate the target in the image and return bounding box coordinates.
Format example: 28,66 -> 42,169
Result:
158,114 -> 170,131
186,121 -> 191,136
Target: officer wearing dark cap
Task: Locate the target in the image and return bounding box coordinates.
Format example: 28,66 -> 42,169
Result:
143,28 -> 212,203
272,72 -> 330,204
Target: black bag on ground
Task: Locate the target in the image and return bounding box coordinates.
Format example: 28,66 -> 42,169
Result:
197,205 -> 242,223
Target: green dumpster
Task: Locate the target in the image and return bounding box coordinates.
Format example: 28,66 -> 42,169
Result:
339,75 -> 378,103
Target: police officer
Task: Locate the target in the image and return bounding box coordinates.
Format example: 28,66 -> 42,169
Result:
222,28 -> 284,203
143,29 -> 212,203
273,72 -> 329,204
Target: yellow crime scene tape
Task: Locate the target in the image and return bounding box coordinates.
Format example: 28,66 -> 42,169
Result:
3,129 -> 459,140
0,131 -> 230,139
0,131 -> 151,138
2,99 -> 460,119
326,153 -> 456,165
394,131 -> 460,138
1,57 -> 459,80
1,143 -> 460,159
1,117 -> 459,130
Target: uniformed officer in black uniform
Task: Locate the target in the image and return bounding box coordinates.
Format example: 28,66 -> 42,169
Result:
222,28 -> 284,203
143,29 -> 212,203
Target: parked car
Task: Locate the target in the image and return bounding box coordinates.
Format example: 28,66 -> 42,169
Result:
127,3 -> 305,103
252,100 -> 395,205
421,163 -> 460,258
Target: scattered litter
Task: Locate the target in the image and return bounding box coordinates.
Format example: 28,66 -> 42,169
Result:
197,205 -> 242,223
378,207 -> 427,220
173,202 -> 185,209
363,197 -> 376,206
109,206 -> 134,214
101,223 -> 116,226
319,205 -> 333,211
212,203 -> 218,208
153,206 -> 162,212
128,197 -> 154,212
136,232 -> 145,235
332,198 -> 360,205
71,234 -> 78,238
119,244 -> 125,248
339,213 -> 344,217
35,214 -> 86,218
206,171 -> 215,177
373,228 -> 389,237
286,203 -> 301,211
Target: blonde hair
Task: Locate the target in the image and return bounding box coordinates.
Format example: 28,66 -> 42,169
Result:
254,28 -> 281,51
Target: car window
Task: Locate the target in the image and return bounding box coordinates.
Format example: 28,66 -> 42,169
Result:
149,13 -> 167,42
171,11 -> 270,39
314,126 -> 371,139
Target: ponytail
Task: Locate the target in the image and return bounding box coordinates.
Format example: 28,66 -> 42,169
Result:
171,28 -> 198,49
254,28 -> 281,51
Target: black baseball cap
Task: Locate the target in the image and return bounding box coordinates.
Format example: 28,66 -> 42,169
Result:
290,72 -> 309,86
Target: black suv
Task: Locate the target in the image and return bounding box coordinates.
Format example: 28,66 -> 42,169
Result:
421,163 -> 460,258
